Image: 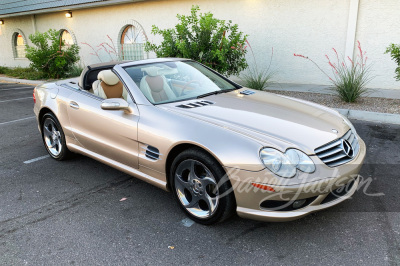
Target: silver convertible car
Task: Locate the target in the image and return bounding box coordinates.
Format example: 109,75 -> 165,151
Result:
33,58 -> 366,224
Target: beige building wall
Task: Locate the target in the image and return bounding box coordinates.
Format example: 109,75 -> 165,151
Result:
0,0 -> 399,89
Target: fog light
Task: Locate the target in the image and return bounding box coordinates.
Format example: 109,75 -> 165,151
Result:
292,199 -> 307,209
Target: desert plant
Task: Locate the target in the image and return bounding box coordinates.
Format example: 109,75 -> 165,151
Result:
385,43 -> 400,81
294,41 -> 372,103
145,5 -> 248,76
0,66 -> 45,80
241,41 -> 274,90
82,35 -> 120,62
26,29 -> 80,79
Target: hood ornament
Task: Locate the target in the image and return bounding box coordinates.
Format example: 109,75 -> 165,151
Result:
332,129 -> 338,134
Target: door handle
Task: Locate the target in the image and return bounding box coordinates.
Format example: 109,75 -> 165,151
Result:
69,101 -> 79,109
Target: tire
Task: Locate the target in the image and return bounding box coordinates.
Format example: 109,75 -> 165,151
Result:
170,148 -> 236,225
41,113 -> 72,161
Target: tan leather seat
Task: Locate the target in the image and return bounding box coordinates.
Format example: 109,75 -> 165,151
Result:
92,70 -> 128,99
139,67 -> 176,103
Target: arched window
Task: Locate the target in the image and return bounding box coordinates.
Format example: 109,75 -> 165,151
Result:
119,22 -> 147,60
13,32 -> 26,58
60,30 -> 74,47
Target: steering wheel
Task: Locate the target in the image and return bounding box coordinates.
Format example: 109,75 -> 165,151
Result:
180,80 -> 200,96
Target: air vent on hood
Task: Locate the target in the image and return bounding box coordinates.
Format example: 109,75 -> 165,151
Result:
240,90 -> 255,95
177,101 -> 215,109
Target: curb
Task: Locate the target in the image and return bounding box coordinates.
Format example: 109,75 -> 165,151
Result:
0,77 -> 45,86
336,108 -> 400,125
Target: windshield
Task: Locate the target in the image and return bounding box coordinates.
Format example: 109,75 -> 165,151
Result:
124,61 -> 238,104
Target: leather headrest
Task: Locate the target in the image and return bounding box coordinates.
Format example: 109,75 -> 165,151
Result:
98,70 -> 119,86
143,66 -> 161,77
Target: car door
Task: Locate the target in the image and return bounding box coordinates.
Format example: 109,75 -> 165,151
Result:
66,90 -> 140,169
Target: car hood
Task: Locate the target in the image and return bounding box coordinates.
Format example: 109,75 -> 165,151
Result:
162,89 -> 348,154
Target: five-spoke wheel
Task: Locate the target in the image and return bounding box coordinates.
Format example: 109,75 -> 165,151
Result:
171,148 -> 235,224
41,113 -> 71,160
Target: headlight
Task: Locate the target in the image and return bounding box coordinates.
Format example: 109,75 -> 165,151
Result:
260,148 -> 315,178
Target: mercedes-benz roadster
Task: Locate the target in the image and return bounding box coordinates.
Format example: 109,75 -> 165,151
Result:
33,58 -> 366,224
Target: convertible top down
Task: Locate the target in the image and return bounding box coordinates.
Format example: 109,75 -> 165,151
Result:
33,58 -> 366,224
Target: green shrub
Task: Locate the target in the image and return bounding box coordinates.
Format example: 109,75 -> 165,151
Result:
385,43 -> 400,81
26,29 -> 80,79
145,5 -> 248,76
0,66 -> 45,80
67,63 -> 84,78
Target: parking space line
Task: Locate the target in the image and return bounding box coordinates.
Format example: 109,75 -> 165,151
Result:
0,116 -> 35,126
0,97 -> 32,103
24,155 -> 50,164
0,87 -> 34,91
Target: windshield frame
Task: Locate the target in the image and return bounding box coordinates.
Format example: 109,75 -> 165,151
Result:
122,59 -> 243,105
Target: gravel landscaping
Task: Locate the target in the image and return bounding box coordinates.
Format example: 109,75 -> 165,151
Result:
267,90 -> 400,114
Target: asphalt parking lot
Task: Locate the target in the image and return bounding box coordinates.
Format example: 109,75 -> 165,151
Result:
0,82 -> 400,265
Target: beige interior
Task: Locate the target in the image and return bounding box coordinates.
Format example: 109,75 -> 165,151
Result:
92,70 -> 128,100
139,67 -> 176,103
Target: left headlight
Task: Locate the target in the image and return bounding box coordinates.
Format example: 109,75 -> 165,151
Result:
260,148 -> 315,178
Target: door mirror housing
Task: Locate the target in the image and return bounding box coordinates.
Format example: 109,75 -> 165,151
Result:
101,98 -> 133,114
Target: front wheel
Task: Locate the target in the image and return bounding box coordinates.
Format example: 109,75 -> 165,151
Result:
41,113 -> 71,160
170,148 -> 236,225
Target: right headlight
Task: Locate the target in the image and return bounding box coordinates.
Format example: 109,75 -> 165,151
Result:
260,148 -> 315,178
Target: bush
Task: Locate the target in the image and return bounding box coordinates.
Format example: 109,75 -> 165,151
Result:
26,29 -> 80,79
385,43 -> 400,81
294,41 -> 372,103
145,5 -> 248,76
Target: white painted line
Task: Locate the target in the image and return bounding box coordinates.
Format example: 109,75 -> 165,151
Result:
0,87 -> 34,91
181,218 -> 195,227
24,155 -> 50,164
0,116 -> 35,126
0,97 -> 32,103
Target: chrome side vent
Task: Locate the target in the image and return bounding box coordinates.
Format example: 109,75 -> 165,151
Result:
240,90 -> 255,95
177,101 -> 215,109
145,146 -> 161,160
315,129 -> 360,167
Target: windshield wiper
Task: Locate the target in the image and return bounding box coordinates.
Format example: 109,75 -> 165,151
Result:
196,88 -> 237,99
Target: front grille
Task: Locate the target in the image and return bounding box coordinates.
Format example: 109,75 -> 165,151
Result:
177,101 -> 214,108
315,129 -> 360,167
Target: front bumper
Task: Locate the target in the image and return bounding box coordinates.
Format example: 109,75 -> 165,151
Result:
228,138 -> 366,222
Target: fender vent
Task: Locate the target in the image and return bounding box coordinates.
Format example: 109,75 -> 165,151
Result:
177,101 -> 215,109
145,146 -> 161,160
240,90 -> 255,95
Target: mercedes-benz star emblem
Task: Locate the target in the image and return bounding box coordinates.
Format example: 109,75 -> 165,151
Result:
341,139 -> 354,158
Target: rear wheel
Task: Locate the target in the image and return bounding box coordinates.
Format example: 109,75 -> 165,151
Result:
170,148 -> 236,225
41,113 -> 71,160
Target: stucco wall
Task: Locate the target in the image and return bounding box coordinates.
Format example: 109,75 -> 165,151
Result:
0,0 -> 399,89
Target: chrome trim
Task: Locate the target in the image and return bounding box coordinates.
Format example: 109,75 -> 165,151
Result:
315,129 -> 360,167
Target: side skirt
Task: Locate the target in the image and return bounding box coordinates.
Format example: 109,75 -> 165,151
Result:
67,143 -> 168,191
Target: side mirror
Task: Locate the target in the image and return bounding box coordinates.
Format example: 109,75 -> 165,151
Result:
101,98 -> 133,114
